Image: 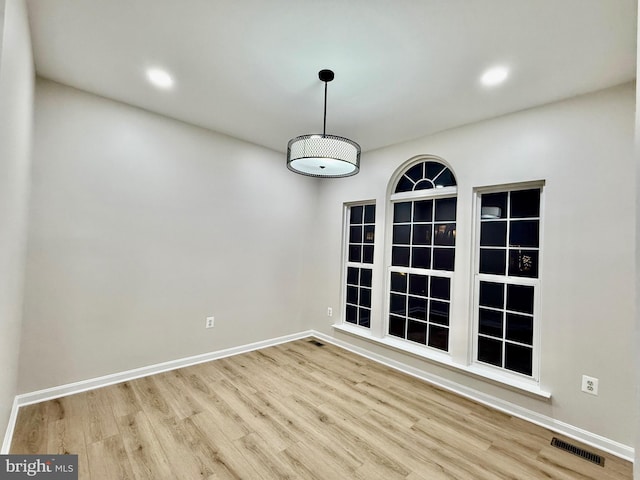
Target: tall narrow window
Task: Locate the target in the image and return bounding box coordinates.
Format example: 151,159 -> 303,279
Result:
388,160 -> 457,351
344,203 -> 376,328
475,186 -> 542,377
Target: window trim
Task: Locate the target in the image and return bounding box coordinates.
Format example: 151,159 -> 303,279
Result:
341,201 -> 377,331
470,181 -> 545,382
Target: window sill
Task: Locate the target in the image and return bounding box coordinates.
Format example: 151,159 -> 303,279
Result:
332,323 -> 551,400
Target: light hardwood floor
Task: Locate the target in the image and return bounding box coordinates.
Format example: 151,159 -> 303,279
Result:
10,339 -> 632,479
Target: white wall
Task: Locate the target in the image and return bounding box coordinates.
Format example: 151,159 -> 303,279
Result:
0,0 -> 33,444
310,83 -> 636,448
18,79 -> 318,392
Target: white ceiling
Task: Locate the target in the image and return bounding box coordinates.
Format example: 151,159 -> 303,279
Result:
26,0 -> 637,154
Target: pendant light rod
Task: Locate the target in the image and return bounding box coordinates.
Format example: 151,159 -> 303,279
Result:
323,80 -> 328,136
318,69 -> 334,137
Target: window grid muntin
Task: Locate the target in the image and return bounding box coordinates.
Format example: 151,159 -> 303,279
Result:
479,189 -> 540,279
475,186 -> 542,378
388,269 -> 451,351
345,203 -> 376,329
391,198 -> 456,272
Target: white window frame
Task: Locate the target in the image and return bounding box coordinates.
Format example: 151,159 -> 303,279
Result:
470,181 -> 545,383
384,160 -> 458,354
341,201 -> 377,331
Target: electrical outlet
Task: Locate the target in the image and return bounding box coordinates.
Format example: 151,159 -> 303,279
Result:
581,375 -> 598,395
327,307 -> 333,317
205,316 -> 215,329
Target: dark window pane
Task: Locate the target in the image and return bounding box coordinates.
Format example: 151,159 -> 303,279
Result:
350,206 -> 363,224
364,204 -> 376,223
481,192 -> 507,218
506,284 -> 534,314
411,247 -> 431,269
479,249 -> 506,275
435,197 -> 457,221
409,274 -> 428,297
434,168 -> 456,187
360,268 -> 372,288
362,245 -> 374,264
363,225 -> 375,244
360,287 -> 372,308
510,189 -> 540,218
478,337 -> 502,367
505,343 -> 533,376
389,315 -> 406,338
429,300 -> 449,325
349,245 -> 362,263
413,200 -> 433,222
506,313 -> 533,345
433,248 -> 455,271
428,325 -> 449,351
408,296 -> 427,321
510,220 -> 539,248
359,308 -> 371,328
392,246 -> 410,267
480,221 -> 507,247
425,161 -> 445,180
349,226 -> 362,244
430,276 -> 450,300
479,308 -> 503,338
347,267 -> 359,285
407,320 -> 427,344
346,305 -> 357,324
394,202 -> 412,223
390,272 -> 407,293
479,281 -> 504,309
390,293 -> 406,316
395,176 -> 414,193
508,250 -> 539,278
412,224 -> 432,245
405,163 -> 424,183
434,224 -> 456,246
347,286 -> 358,305
393,225 -> 411,244
415,179 -> 434,190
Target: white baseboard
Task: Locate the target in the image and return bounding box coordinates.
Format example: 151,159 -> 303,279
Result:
311,331 -> 634,462
1,397 -> 20,454
2,328 -> 634,463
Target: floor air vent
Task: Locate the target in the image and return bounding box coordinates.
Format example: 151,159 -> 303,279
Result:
309,340 -> 325,347
550,437 -> 604,467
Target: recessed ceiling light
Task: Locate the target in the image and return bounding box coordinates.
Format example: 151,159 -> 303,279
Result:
480,66 -> 509,87
146,68 -> 174,89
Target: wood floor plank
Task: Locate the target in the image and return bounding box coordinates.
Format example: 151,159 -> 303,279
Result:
116,411 -> 177,479
187,411 -> 263,480
83,389 -> 119,444
86,434 -> 135,480
146,415 -> 217,479
9,338 -> 633,479
47,416 -> 89,478
103,381 -> 142,418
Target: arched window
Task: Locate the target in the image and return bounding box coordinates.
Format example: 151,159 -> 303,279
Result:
394,161 -> 457,193
387,157 -> 457,352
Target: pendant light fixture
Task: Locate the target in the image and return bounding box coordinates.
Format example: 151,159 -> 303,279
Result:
287,69 -> 361,178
